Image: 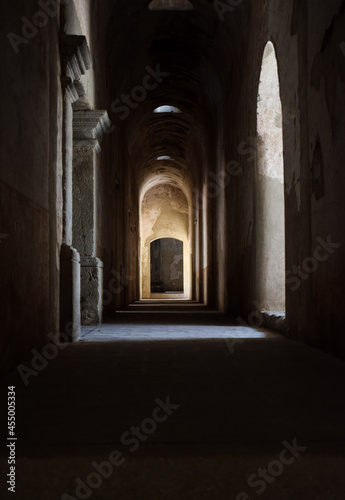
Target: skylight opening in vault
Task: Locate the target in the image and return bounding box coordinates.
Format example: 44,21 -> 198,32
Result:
154,105 -> 182,113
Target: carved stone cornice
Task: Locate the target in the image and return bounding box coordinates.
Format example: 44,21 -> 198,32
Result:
60,35 -> 92,103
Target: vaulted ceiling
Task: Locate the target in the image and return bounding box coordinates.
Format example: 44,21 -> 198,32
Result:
99,0 -> 251,190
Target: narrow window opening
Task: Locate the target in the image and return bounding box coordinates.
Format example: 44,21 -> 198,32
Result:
256,42 -> 286,316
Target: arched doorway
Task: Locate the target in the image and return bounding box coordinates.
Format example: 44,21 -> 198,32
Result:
140,181 -> 192,299
150,238 -> 184,293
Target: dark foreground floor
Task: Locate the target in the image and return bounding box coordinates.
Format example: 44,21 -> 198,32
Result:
1,308 -> 345,499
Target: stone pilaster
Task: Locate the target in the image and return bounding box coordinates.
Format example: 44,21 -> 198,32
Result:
80,257 -> 104,325
59,35 -> 92,339
73,110 -> 110,325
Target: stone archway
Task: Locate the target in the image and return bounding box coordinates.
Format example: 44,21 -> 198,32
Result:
140,182 -> 192,300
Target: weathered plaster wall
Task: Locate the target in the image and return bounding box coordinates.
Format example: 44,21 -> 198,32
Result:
93,3 -> 130,313
307,0 -> 345,354
0,1 -> 63,373
223,1 -> 259,316
226,0 -> 345,357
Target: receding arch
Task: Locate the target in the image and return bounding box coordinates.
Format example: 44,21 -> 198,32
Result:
256,41 -> 286,314
140,181 -> 192,299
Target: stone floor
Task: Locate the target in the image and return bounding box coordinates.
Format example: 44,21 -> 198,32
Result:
80,307 -> 280,342
1,304 -> 345,499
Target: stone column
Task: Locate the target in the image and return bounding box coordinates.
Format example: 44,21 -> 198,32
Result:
73,111 -> 110,325
59,35 -> 92,340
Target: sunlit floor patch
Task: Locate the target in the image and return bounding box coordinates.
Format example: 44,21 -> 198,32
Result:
80,324 -> 281,342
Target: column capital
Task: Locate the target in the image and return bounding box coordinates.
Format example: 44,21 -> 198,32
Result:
73,110 -> 111,154
60,35 -> 92,103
